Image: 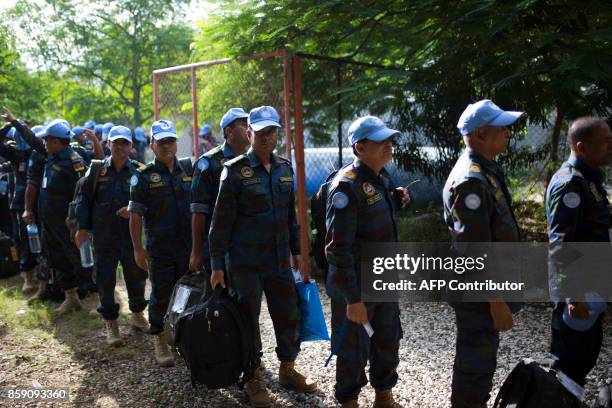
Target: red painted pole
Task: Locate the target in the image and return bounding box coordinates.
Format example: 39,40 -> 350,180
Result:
282,50 -> 293,161
291,55 -> 311,282
191,67 -> 199,159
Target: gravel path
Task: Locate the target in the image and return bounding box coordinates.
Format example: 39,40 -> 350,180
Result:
0,275 -> 610,407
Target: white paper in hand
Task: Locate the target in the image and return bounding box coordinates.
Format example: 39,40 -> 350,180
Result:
362,321 -> 374,338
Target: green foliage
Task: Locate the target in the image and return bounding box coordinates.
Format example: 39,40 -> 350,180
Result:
192,0 -> 612,181
11,0 -> 194,127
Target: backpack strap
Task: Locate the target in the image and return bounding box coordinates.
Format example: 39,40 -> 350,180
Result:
85,159 -> 105,198
178,157 -> 194,177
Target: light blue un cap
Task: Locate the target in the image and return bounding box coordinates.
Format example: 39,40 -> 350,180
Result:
84,120 -> 96,129
36,119 -> 73,140
108,125 -> 133,142
31,125 -> 44,136
94,124 -> 103,134
102,122 -> 114,141
151,119 -> 178,140
562,292 -> 607,332
348,116 -> 399,145
248,106 -> 281,132
457,99 -> 524,136
220,108 -> 249,129
198,124 -> 212,137
134,126 -> 146,142
72,126 -> 86,137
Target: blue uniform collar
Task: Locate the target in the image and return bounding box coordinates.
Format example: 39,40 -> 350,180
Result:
153,157 -> 179,173
107,156 -> 132,171
49,146 -> 72,160
246,149 -> 281,169
567,155 -> 603,184
353,159 -> 390,184
222,142 -> 235,158
466,148 -> 503,175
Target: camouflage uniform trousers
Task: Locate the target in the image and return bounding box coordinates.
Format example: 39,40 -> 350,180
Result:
229,267 -> 301,363
451,303 -> 499,408
330,300 -> 402,403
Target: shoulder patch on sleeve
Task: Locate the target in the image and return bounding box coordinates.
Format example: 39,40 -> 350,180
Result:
331,192 -> 349,209
464,193 -> 481,210
197,158 -> 209,171
130,175 -> 139,187
562,192 -> 581,208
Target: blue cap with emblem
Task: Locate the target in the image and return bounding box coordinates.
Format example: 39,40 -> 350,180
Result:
84,120 -> 96,129
220,108 -> 249,129
457,99 -> 524,136
348,116 -> 399,145
102,122 -> 114,141
72,126 -> 86,137
248,106 -> 281,131
36,119 -> 74,140
198,124 -> 212,137
108,125 -> 133,142
151,119 -> 178,140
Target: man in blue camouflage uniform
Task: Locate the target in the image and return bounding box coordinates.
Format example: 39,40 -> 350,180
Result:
128,119 -> 192,367
0,118 -> 40,292
19,119 -> 88,313
209,106 -> 316,407
546,117 -> 612,387
71,125 -> 104,165
325,116 -> 410,408
189,107 -> 250,281
75,125 -> 149,347
443,100 -> 523,408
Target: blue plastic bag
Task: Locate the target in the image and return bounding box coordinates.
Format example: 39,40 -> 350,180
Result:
296,280 -> 330,342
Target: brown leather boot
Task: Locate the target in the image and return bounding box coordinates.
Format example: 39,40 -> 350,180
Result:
105,319 -> 123,347
341,400 -> 359,408
87,292 -> 100,317
21,270 -> 37,293
245,368 -> 271,407
278,361 -> 317,393
27,280 -> 47,305
55,287 -> 83,314
373,389 -> 403,408
129,311 -> 150,332
153,331 -> 174,367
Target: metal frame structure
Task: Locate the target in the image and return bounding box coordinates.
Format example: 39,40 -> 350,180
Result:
152,50 -> 313,279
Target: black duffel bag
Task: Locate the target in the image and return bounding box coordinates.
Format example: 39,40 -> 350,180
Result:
174,286 -> 258,389
494,359 -> 586,408
164,271 -> 209,346
0,230 -> 19,278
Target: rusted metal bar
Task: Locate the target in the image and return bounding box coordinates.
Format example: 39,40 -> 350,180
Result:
191,66 -> 199,158
153,72 -> 160,121
291,55 -> 311,282
153,51 -> 284,75
282,50 -> 293,161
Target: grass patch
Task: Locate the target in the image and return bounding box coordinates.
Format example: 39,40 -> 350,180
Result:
0,287 -> 53,332
397,210 -> 449,242
62,309 -> 103,337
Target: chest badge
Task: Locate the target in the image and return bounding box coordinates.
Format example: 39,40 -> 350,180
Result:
150,173 -> 161,183
362,182 -> 375,197
241,167 -> 254,178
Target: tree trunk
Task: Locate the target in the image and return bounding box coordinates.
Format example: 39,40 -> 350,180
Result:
545,107 -> 564,187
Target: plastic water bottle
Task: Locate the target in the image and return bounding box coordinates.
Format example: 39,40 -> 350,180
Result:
80,239 -> 95,268
26,223 -> 41,254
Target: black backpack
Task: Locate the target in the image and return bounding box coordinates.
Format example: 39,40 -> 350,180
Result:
174,286 -> 257,389
0,231 -> 19,278
310,169 -> 340,272
493,359 -> 585,408
165,271 -> 209,347
66,159 -> 104,231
